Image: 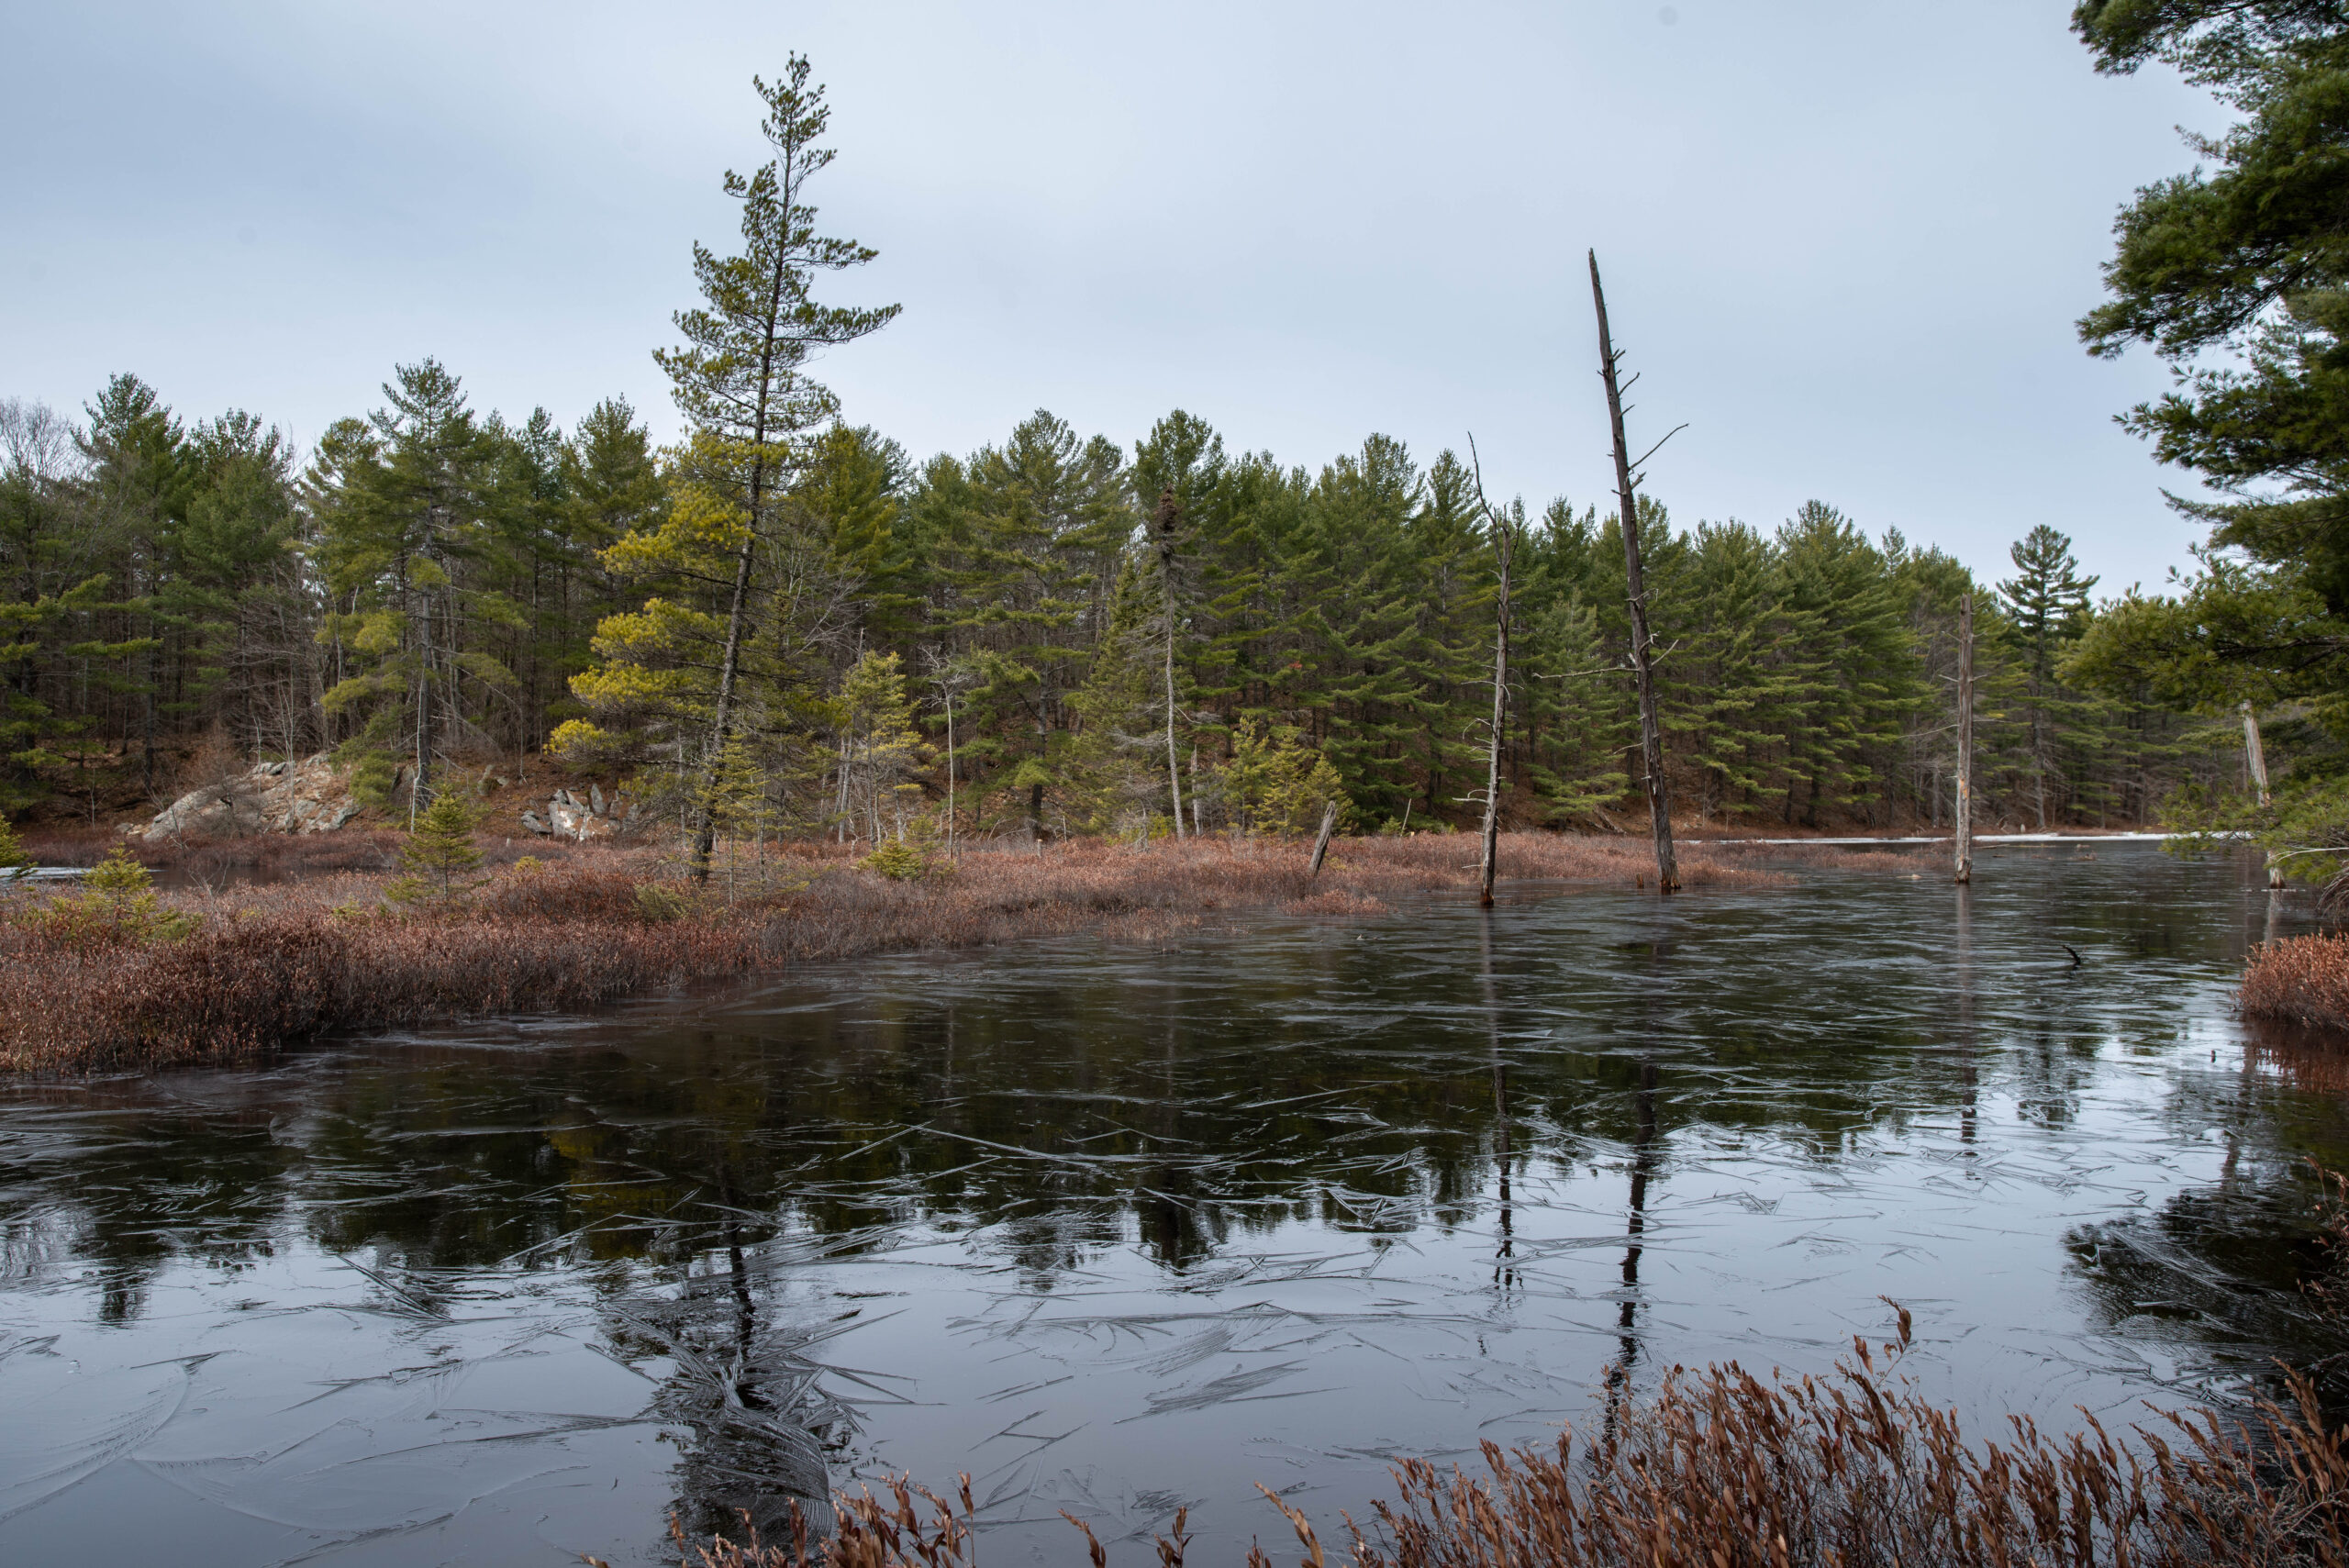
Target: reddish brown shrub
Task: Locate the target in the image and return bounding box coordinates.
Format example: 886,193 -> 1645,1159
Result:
2243,934 -> 2349,1033
678,1318 -> 2349,1568
0,907 -> 760,1073
0,831 -> 1883,1073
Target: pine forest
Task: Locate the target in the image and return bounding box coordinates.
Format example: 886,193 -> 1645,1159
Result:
0,61 -> 2276,866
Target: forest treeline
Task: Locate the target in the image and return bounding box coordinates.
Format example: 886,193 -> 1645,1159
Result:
0,370 -> 2227,842
0,35 -> 2297,861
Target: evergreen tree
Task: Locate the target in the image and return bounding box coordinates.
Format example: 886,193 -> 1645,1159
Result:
1509,500 -> 1635,824
701,735 -> 774,899
312,359 -> 518,818
1131,410 -> 1228,835
923,411 -> 1130,836
1215,717 -> 1346,836
2074,1 -> 2349,866
1655,521 -> 1798,821
1772,503 -> 1915,828
1399,451 -> 1497,817
1063,554 -> 1169,837
1,397 -> 119,810
179,411 -> 306,759
1285,435 -> 1425,817
831,650 -> 927,841
1997,524 -> 2100,828
31,843 -> 197,945
643,58 -> 897,879
392,790 -> 485,903
75,373 -> 188,795
1887,534 -> 1985,828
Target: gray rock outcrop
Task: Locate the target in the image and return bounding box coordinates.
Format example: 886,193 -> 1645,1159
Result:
139,753 -> 361,843
526,786 -> 630,840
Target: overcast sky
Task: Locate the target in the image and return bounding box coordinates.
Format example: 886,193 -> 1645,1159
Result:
6,2 -> 2224,591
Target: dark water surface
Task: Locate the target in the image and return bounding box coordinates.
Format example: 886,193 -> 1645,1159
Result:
0,845 -> 2337,1565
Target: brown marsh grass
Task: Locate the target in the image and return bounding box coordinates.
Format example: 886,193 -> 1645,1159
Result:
670,1315 -> 2349,1568
0,831 -> 1871,1073
2245,934 -> 2349,1035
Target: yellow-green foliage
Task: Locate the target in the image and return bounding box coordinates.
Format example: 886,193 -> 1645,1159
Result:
633,882 -> 692,922
702,737 -> 772,842
836,651 -> 930,840
24,845 -> 199,947
859,840 -> 927,881
0,816 -> 29,877
1218,719 -> 1348,836
551,439 -> 744,770
336,746 -> 399,810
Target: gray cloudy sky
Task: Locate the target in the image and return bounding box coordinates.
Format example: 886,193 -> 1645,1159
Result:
6,2 -> 2222,591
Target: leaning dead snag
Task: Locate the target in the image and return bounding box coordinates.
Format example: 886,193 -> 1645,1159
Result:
1587,251 -> 1678,893
1308,799 -> 1339,876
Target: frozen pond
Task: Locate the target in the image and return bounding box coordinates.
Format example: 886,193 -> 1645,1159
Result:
0,843 -> 2335,1565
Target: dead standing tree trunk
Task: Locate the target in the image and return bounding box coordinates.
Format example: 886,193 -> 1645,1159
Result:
2243,699 -> 2283,888
1588,251 -> 1678,893
1308,798 -> 1339,876
1468,438 -> 1514,907
1954,593 -> 1975,885
1154,487 -> 1185,841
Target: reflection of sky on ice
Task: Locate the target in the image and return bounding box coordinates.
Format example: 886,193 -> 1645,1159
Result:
0,846 -> 2336,1565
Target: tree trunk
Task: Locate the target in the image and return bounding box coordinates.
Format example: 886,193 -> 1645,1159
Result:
689,139 -> 805,883
1156,489 -> 1185,840
1479,512 -> 1513,907
2243,700 -> 2282,888
413,566 -> 435,828
1308,798 -> 1339,876
141,643 -> 156,800
1954,594 -> 1975,885
1589,251 -> 1677,893
692,530 -> 758,876
2242,700 -> 2271,805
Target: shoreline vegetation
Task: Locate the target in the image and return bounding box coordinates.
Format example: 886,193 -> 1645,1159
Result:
0,829 -> 1916,1075
2244,933 -> 2349,1036
6,824 -> 2338,1071
670,1318 -> 2349,1568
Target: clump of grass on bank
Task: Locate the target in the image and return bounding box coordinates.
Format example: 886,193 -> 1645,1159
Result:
2245,934 -> 2349,1034
0,831 -> 1845,1073
678,1318 -> 2349,1568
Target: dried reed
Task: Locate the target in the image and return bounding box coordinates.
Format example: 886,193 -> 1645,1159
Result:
682,1316 -> 2349,1568
2244,934 -> 2349,1035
